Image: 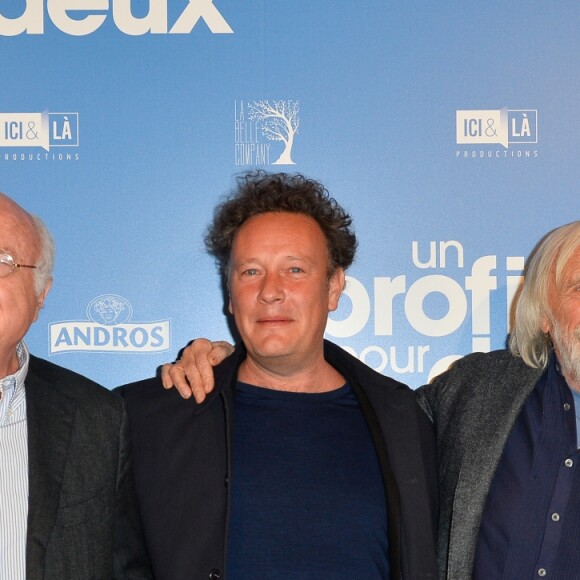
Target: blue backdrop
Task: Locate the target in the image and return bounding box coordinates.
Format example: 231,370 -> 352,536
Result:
1,1 -> 577,388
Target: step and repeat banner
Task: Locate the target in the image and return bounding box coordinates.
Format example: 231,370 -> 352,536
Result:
1,1 -> 577,388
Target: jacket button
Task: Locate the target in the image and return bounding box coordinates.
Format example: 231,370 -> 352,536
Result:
209,569 -> 222,580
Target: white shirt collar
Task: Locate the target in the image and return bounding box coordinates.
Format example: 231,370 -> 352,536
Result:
0,342 -> 29,423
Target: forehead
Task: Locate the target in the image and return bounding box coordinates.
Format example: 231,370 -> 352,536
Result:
0,198 -> 39,258
232,212 -> 327,256
560,246 -> 580,280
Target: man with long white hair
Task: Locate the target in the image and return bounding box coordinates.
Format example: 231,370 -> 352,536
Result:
164,220 -> 580,580
418,220 -> 580,579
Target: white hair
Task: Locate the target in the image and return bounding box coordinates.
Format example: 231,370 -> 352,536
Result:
510,221 -> 580,368
30,215 -> 55,296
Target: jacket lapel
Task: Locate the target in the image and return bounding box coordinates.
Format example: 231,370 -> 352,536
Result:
25,365 -> 77,579
447,364 -> 541,579
322,340 -> 438,579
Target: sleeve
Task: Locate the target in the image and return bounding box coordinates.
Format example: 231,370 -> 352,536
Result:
112,401 -> 154,579
416,357 -> 466,424
416,382 -> 438,424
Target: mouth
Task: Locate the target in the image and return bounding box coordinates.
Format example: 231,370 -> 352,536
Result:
257,317 -> 292,324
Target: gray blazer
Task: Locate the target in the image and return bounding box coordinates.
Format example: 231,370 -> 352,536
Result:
418,349 -> 543,580
25,355 -> 152,580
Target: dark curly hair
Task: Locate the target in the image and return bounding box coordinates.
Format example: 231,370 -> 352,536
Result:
206,171 -> 357,278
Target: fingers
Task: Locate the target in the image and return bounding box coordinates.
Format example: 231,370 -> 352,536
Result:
207,341 -> 235,366
160,338 -> 235,404
160,363 -> 174,389
181,339 -> 215,402
161,361 -> 197,400
179,359 -> 208,403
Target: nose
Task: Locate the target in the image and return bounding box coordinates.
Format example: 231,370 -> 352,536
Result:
258,271 -> 284,304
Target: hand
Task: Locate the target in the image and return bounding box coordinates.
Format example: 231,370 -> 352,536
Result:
161,339 -> 234,403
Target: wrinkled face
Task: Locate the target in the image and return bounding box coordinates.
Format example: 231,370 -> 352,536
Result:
228,212 -> 344,371
541,246 -> 580,385
0,198 -> 51,362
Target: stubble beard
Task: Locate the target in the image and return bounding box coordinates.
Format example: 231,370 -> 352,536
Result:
551,321 -> 580,387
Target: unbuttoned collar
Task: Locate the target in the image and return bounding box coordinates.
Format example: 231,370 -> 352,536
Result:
0,341 -> 29,415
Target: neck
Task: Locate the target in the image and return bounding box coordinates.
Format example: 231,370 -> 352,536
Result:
553,347 -> 580,393
564,372 -> 580,393
0,350 -> 20,380
238,354 -> 344,393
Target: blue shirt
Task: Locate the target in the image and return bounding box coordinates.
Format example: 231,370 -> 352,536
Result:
226,382 -> 389,579
573,389 -> 580,448
473,355 -> 580,579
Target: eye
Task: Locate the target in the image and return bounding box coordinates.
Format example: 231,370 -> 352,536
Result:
241,268 -> 259,277
289,266 -> 304,274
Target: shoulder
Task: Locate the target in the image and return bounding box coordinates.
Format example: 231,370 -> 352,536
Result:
323,339 -> 411,394
117,375 -> 164,401
117,347 -> 244,424
26,356 -> 126,440
418,349 -> 542,419
116,375 -> 195,428
28,354 -> 120,409
432,349 -> 533,385
323,340 -> 426,432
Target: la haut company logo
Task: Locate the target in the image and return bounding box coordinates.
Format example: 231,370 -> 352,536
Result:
235,100 -> 300,166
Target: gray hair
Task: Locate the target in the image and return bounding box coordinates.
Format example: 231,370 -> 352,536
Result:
510,221 -> 580,369
30,215 -> 55,296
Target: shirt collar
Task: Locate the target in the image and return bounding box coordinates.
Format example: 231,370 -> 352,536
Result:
0,341 -> 30,400
541,352 -> 574,410
549,351 -> 566,382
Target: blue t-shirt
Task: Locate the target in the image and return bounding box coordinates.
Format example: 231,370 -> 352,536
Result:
226,382 -> 390,579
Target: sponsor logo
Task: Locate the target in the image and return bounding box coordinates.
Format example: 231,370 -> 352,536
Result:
0,112 -> 78,150
0,0 -> 233,36
326,241 -> 525,383
235,100 -> 300,166
0,111 -> 80,161
455,108 -> 538,158
49,294 -> 170,354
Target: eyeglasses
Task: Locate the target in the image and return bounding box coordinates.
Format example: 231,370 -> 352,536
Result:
0,251 -> 37,278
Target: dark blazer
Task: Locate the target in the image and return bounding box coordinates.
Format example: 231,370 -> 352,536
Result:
417,349 -> 543,580
25,355 -> 152,580
120,340 -> 438,580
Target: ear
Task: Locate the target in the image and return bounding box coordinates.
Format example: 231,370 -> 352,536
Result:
540,312 -> 552,335
226,273 -> 233,315
327,268 -> 345,312
34,277 -> 52,321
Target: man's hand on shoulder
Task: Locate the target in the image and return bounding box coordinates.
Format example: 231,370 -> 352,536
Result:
161,339 -> 234,403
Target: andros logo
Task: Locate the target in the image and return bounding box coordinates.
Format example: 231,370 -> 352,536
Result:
49,294 -> 170,354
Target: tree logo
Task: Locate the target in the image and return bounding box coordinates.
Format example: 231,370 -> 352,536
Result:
234,100 -> 300,166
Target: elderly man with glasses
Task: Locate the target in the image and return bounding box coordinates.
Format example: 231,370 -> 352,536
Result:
0,193 -> 151,579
